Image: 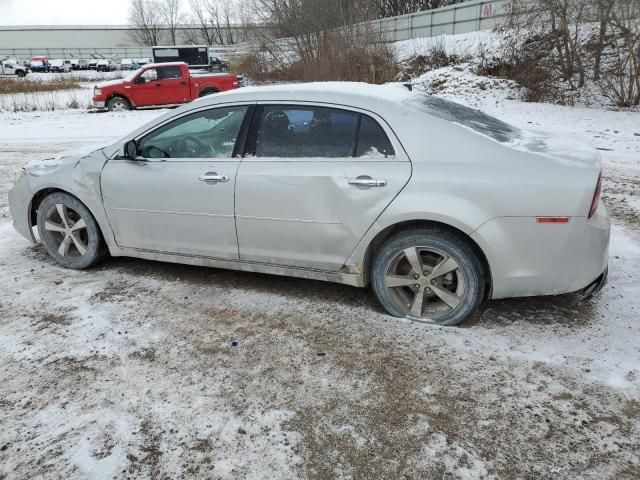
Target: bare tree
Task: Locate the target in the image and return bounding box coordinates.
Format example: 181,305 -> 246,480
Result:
160,0 -> 184,45
185,0 -> 243,45
600,0 -> 640,106
129,0 -> 164,46
246,0 -> 396,83
375,0 -> 465,17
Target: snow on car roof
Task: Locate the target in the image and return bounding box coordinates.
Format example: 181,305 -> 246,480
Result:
197,81 -> 415,110
140,61 -> 187,69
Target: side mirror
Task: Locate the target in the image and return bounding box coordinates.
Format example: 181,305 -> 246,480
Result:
135,76 -> 145,84
124,140 -> 138,159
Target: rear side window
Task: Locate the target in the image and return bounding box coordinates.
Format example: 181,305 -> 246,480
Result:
254,106 -> 359,158
157,66 -> 182,80
357,116 -> 395,158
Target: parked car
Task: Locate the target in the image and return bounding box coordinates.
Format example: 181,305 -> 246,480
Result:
134,58 -> 151,67
88,59 -> 98,70
30,56 -> 50,72
209,55 -> 230,72
50,59 -> 72,73
1,59 -> 29,77
91,62 -> 239,111
69,59 -> 80,70
8,83 -> 610,326
96,59 -> 111,72
119,58 -> 137,70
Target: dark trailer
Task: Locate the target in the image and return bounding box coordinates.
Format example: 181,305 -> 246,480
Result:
152,46 -> 209,69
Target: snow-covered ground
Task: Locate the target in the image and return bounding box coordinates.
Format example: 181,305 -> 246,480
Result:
1,82 -> 640,477
0,72 -> 124,112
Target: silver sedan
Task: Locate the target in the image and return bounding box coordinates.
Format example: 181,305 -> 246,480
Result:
8,83 -> 610,325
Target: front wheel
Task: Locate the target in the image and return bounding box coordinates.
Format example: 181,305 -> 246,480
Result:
371,228 -> 485,326
17,70 -> 26,78
36,192 -> 107,269
107,96 -> 131,112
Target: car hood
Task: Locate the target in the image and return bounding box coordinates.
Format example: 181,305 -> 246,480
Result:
25,144 -> 107,177
96,79 -> 125,89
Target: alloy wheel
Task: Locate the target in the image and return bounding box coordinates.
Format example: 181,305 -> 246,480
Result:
384,246 -> 466,319
42,203 -> 89,258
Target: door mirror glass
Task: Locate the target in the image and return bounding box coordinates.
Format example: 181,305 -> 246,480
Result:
124,140 -> 138,159
134,75 -> 146,84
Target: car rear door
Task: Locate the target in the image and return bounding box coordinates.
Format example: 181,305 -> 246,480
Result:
235,103 -> 412,272
101,104 -> 252,259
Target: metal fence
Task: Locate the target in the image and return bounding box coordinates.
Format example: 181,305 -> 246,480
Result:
373,0 -> 508,42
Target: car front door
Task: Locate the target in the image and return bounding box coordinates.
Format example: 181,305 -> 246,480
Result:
101,104 -> 251,259
235,104 -> 412,272
133,66 -> 190,106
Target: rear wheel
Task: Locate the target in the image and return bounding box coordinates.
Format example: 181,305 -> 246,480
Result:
107,96 -> 131,112
371,228 -> 485,326
36,192 -> 107,269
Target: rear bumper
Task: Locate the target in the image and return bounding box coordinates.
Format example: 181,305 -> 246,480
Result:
581,267 -> 608,302
473,201 -> 611,300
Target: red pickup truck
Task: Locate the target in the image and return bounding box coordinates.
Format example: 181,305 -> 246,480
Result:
92,62 -> 239,111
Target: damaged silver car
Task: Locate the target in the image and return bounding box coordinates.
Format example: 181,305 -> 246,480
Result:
8,83 -> 610,325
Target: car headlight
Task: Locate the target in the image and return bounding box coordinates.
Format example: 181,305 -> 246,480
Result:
13,168 -> 27,184
94,87 -> 102,96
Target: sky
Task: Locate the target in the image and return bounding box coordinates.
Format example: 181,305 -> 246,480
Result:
0,0 -> 131,25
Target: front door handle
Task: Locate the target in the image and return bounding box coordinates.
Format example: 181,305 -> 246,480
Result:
199,172 -> 229,184
348,176 -> 387,188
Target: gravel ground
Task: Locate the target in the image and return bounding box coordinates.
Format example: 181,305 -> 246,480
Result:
0,107 -> 639,480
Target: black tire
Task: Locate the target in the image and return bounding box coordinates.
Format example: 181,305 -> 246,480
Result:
17,70 -> 26,78
371,227 -> 485,326
199,88 -> 219,98
36,192 -> 107,269
107,96 -> 131,112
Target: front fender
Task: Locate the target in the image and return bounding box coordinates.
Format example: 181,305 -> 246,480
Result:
27,152 -> 117,247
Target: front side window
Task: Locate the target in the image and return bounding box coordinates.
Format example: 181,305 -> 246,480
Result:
255,106 -> 359,158
138,106 -> 248,159
140,68 -> 158,82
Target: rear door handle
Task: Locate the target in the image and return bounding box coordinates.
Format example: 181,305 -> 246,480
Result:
348,176 -> 387,188
199,172 -> 229,184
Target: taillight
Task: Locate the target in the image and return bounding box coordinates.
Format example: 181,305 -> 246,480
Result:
588,173 -> 602,219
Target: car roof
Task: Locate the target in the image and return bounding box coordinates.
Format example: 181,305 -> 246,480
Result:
141,61 -> 187,69
194,82 -> 416,114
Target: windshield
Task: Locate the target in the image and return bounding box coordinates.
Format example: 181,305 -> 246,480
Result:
124,67 -> 145,82
407,94 -> 519,143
